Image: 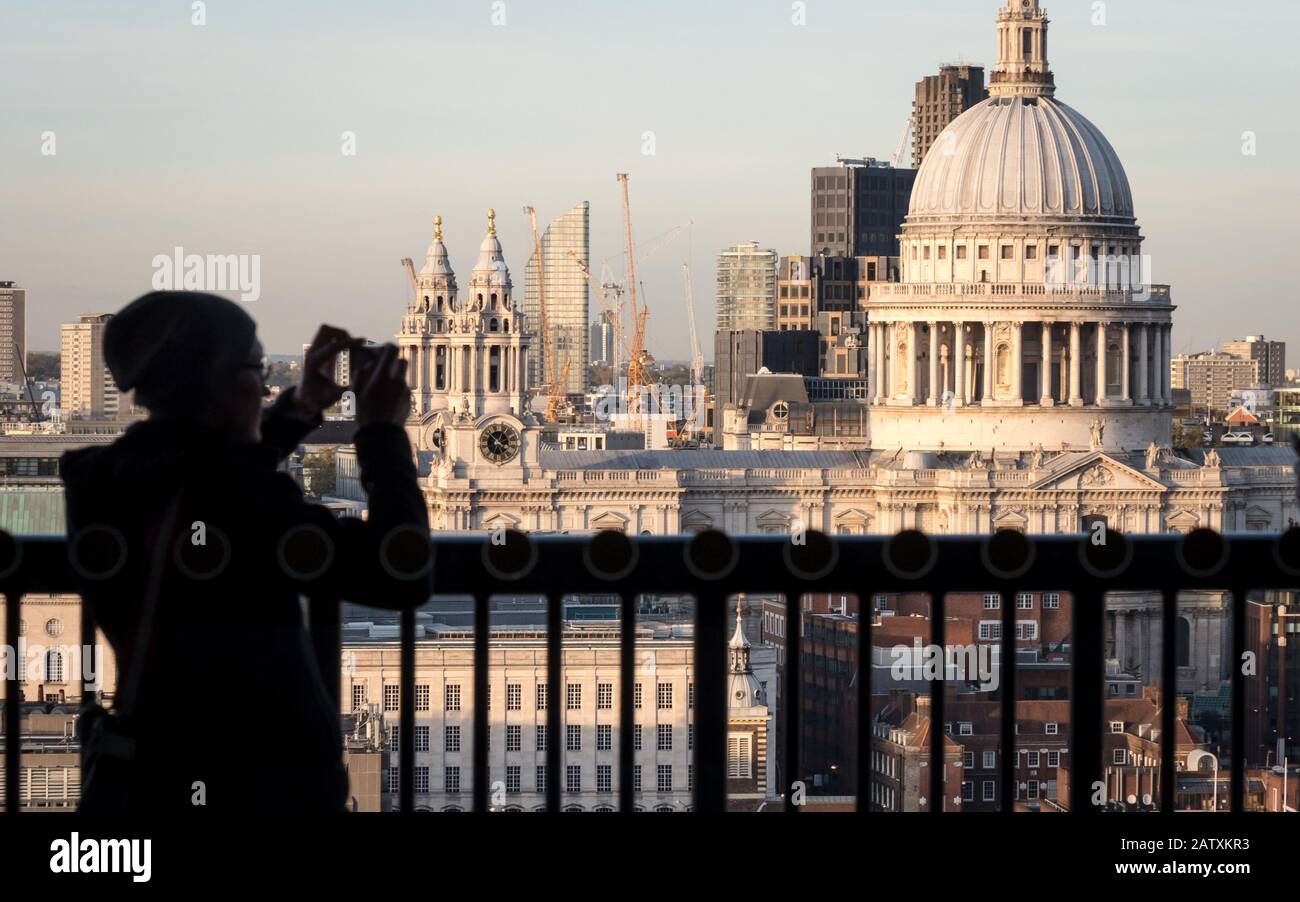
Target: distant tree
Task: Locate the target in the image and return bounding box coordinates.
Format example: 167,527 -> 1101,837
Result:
25,352 -> 60,381
300,449 -> 337,498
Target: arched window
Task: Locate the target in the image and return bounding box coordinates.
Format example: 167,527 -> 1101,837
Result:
489,318 -> 499,333
46,650 -> 64,682
502,319 -> 510,333
491,294 -> 499,309
437,296 -> 445,311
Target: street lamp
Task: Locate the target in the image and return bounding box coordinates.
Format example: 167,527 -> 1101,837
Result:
1187,749 -> 1219,812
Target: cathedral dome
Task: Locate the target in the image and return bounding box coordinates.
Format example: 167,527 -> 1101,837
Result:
907,95 -> 1134,225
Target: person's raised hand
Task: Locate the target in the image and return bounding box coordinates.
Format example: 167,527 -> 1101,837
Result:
296,325 -> 360,418
355,343 -> 411,428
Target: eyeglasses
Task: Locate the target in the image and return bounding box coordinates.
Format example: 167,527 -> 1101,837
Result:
244,356 -> 269,380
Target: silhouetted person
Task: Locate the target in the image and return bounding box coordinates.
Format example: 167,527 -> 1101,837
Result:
61,291 -> 426,812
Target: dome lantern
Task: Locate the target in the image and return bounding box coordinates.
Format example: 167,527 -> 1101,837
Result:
990,0 -> 1054,99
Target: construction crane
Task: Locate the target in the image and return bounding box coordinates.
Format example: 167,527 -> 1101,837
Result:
681,263 -> 703,388
399,257 -> 419,307
617,173 -> 649,433
524,206 -> 567,422
890,116 -> 915,168
565,251 -> 626,382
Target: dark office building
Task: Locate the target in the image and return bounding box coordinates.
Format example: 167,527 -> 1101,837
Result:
713,330 -> 820,408
912,65 -> 987,168
810,159 -> 916,259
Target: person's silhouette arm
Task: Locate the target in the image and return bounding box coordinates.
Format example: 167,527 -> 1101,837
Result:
261,326 -> 359,461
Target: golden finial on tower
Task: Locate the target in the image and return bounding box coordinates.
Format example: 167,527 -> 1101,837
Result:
433,214 -> 442,241
486,208 -> 496,237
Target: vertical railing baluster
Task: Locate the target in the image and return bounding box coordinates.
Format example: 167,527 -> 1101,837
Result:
929,590 -> 946,813
695,589 -> 726,813
545,593 -> 561,812
1072,585 -> 1103,814
399,605 -> 415,813
1000,587 -> 1018,813
4,593 -> 18,813
1160,588 -> 1177,812
1231,584 -> 1248,813
473,592 -> 489,812
619,592 -> 634,813
855,583 -> 872,813
782,587 -> 802,813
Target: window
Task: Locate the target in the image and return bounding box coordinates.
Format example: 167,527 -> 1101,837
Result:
415,767 -> 429,794
1025,245 -> 1038,260
445,767 -> 461,794
45,618 -> 63,638
566,765 -> 581,794
506,766 -> 521,794
536,684 -> 548,711
415,684 -> 430,711
657,765 -> 673,793
597,724 -> 612,751
979,622 -> 1002,641
445,726 -> 461,753
1027,780 -> 1040,800
959,722 -> 973,736
956,245 -> 968,260
507,683 -> 521,711
963,751 -> 975,769
566,683 -> 582,710
657,724 -> 673,751
506,725 -> 521,752
1048,751 -> 1061,767
962,781 -> 974,802
416,725 -> 429,752
1027,751 -> 1040,768
938,246 -> 947,260
536,725 -> 547,752
1113,749 -> 1127,765
536,766 -> 546,794
633,765 -> 642,793
445,684 -> 461,712
634,725 -> 643,751
386,769 -> 400,794
983,594 -> 1000,610
978,245 -> 990,260
351,684 -> 367,711
983,781 -> 996,802
1001,245 -> 1014,260
597,683 -> 613,710
657,683 -> 673,710
1043,593 -> 1061,609
634,683 -> 643,709
384,685 -> 400,712
1016,593 -> 1033,609
1045,722 -> 1059,736
983,751 -> 995,769
566,725 -> 582,752
1015,621 -> 1039,641
689,724 -> 694,750
388,725 -> 400,752
689,683 -> 695,709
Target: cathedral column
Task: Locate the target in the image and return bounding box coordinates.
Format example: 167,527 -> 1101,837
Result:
953,322 -> 966,407
907,323 -> 919,405
1096,322 -> 1108,404
873,324 -> 883,405
1069,322 -> 1083,406
1040,321 -> 1053,406
1136,324 -> 1149,405
982,322 -> 994,404
1161,325 -> 1172,407
1116,608 -> 1128,668
927,322 -> 939,406
1011,322 -> 1024,403
1121,323 -> 1131,403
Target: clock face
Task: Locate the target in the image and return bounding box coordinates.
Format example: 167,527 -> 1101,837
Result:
479,422 -> 520,464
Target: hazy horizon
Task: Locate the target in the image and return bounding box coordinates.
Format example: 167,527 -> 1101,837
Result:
2,0 -> 1297,363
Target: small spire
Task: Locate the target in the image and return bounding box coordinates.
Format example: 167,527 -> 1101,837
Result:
433,214 -> 442,241
486,208 -> 496,238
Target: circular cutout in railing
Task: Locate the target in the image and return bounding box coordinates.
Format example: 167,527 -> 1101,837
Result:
277,523 -> 335,581
0,530 -> 21,581
684,530 -> 738,582
982,529 -> 1035,580
783,530 -> 837,581
68,524 -> 128,582
585,530 -> 637,582
381,525 -> 435,581
884,530 -> 937,580
1176,528 -> 1228,578
1275,527 -> 1300,577
172,525 -> 232,581
482,529 -> 536,582
1079,529 -> 1131,579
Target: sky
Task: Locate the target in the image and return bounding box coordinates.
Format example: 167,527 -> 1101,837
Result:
2,0 -> 1298,363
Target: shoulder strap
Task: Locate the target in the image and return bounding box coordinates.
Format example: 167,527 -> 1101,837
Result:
114,494 -> 184,718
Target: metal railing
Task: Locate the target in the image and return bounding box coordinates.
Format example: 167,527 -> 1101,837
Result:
2,527 -> 1298,813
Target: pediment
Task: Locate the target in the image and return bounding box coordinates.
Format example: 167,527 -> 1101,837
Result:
1030,453 -> 1166,492
756,510 -> 792,527
681,510 -> 713,528
834,508 -> 872,526
1166,508 -> 1200,527
590,511 -> 630,530
482,511 -> 521,528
